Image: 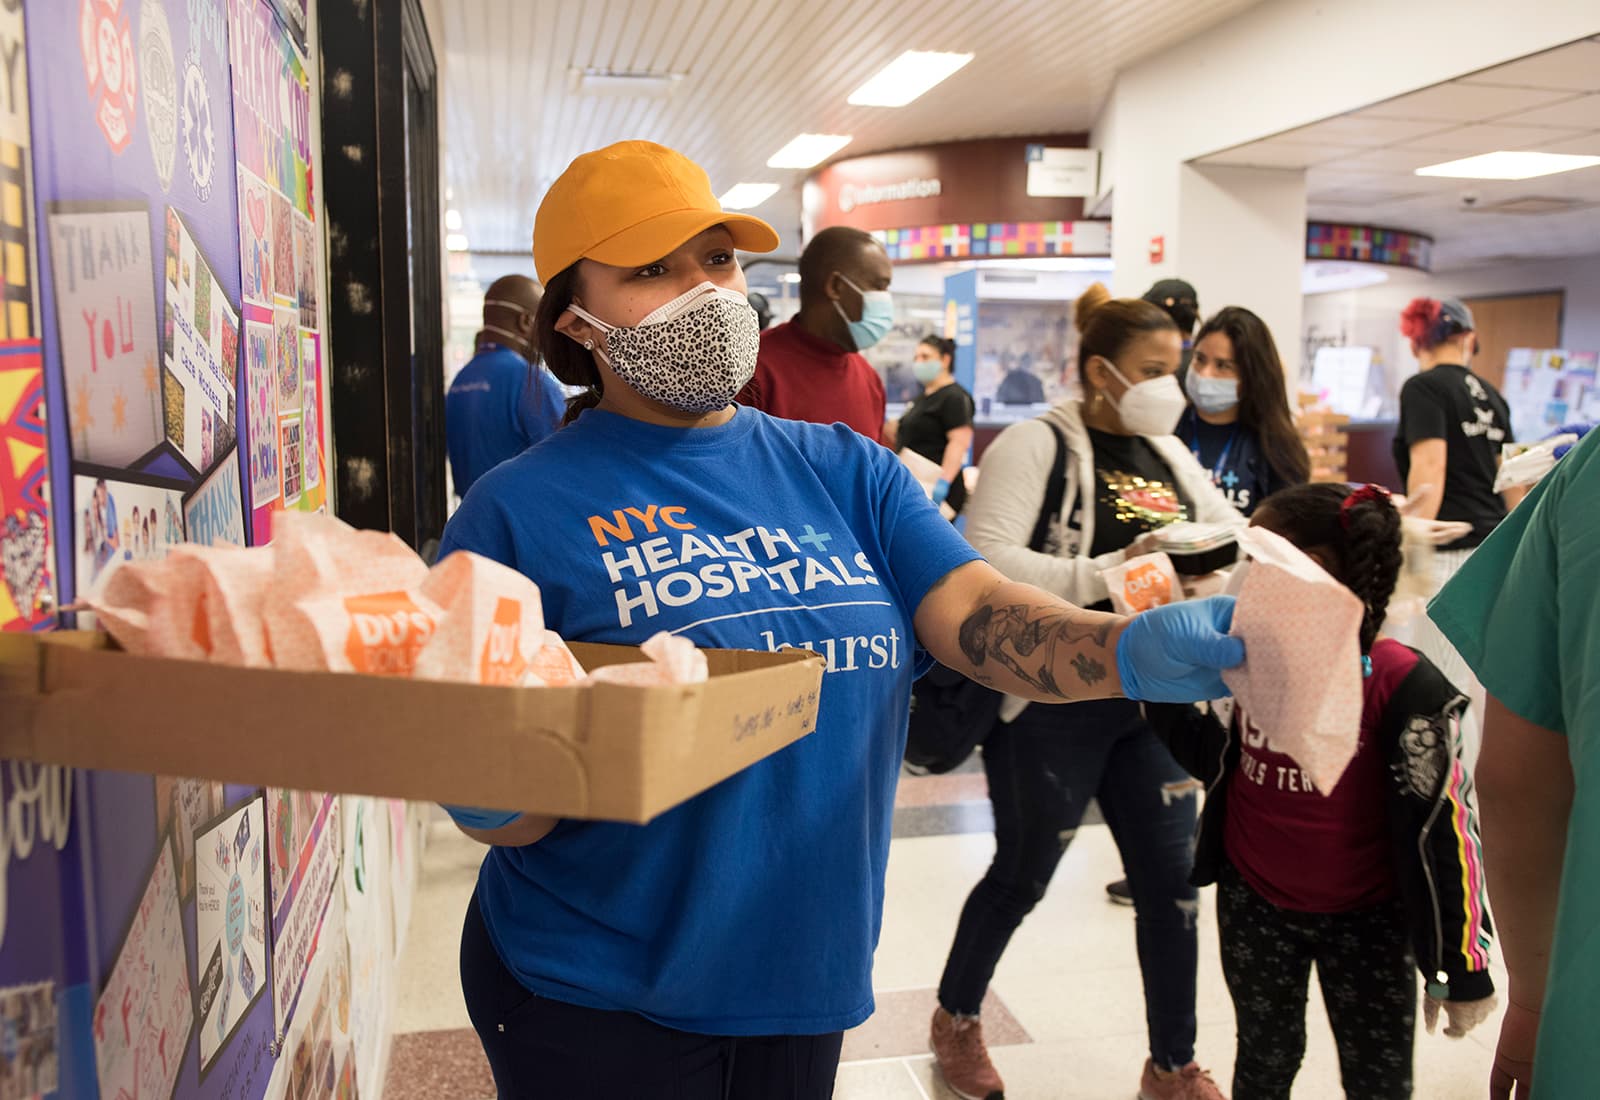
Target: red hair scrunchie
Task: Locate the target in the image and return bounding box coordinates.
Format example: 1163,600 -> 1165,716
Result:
1340,483 -> 1391,529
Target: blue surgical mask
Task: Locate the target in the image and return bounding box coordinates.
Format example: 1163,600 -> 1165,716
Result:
833,274 -> 893,352
912,358 -> 943,384
1185,370 -> 1239,415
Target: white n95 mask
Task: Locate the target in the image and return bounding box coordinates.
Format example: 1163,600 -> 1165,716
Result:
1098,359 -> 1187,436
568,282 -> 760,414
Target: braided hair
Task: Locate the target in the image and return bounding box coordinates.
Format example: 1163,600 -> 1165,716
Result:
1253,482 -> 1403,653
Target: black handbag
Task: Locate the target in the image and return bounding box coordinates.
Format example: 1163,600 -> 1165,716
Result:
904,422 -> 1068,774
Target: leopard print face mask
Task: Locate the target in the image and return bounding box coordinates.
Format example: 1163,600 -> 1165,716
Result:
568,283 -> 760,415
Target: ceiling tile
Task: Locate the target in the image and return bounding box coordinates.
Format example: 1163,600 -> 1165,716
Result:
1306,185 -> 1431,206
1199,142 -> 1334,169
1519,131 -> 1600,156
1458,40 -> 1600,93
1409,122 -> 1594,154
1496,92 -> 1600,129
1329,147 -> 1467,174
1358,81 -> 1574,123
1275,115 -> 1456,147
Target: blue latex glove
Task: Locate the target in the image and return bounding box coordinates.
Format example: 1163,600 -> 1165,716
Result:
1545,422 -> 1593,459
442,805 -> 520,831
931,478 -> 951,505
1116,596 -> 1245,703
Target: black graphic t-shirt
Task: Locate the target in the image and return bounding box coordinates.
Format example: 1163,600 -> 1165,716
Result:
1394,363 -> 1515,549
1085,428 -> 1191,563
897,383 -> 974,511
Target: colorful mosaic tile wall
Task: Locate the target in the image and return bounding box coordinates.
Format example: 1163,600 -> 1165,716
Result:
1306,222 -> 1433,271
873,220 -> 1112,262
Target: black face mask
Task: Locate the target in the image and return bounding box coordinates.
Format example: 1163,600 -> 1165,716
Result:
1170,304 -> 1199,335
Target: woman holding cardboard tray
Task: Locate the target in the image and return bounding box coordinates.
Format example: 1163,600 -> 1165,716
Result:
436,140 -> 1246,1100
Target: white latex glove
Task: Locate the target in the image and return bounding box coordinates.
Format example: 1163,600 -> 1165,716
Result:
1402,516 -> 1475,547
1424,992 -> 1498,1038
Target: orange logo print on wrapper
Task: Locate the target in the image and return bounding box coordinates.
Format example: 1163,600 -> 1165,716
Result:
344,591 -> 437,677
1122,561 -> 1173,612
479,597 -> 529,686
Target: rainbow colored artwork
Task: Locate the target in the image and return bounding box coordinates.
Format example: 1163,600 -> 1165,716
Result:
872,220 -> 1112,262
1306,222 -> 1433,271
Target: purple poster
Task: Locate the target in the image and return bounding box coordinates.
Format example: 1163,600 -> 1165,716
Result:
27,0 -> 247,612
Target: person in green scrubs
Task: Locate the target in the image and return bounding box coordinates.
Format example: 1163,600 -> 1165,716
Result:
1428,427 -> 1599,1099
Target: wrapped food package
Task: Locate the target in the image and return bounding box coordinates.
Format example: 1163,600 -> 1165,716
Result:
411,551 -> 548,686
76,510 -> 651,689
529,631 -> 586,687
83,550 -> 211,661
263,513 -> 432,672
1100,552 -> 1181,616
189,545 -> 276,667
586,632 -> 709,686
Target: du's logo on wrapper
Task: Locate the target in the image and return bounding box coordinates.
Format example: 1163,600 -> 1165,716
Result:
1121,560 -> 1173,612
343,590 -> 437,676
479,597 -> 529,686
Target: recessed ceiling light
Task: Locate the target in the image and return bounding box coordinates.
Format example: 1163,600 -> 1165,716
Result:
768,134 -> 853,170
719,183 -> 781,210
445,232 -> 470,252
445,209 -> 463,231
848,50 -> 975,108
1415,150 -> 1600,179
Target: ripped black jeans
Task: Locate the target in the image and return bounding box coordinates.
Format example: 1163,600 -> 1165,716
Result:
938,699 -> 1202,1070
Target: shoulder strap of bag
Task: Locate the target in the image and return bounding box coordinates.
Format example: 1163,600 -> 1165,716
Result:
1026,421 -> 1068,553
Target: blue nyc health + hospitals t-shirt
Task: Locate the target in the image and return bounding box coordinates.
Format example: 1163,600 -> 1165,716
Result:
445,344 -> 567,496
437,407 -> 981,1035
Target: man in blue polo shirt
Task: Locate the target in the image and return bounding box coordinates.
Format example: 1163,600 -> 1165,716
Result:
446,274 -> 567,498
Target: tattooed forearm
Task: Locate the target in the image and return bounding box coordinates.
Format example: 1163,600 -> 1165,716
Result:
958,601 -> 1117,700
1071,652 -> 1108,687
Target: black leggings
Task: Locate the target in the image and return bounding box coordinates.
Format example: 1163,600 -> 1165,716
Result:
1218,864 -> 1416,1100
459,893 -> 843,1099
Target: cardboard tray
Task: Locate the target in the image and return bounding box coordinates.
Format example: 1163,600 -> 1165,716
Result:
0,631 -> 824,825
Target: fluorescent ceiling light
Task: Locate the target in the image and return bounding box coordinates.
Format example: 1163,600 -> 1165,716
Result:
719,182 -> 781,210
780,272 -> 802,284
445,208 -> 463,231
768,133 -> 853,170
445,232 -> 470,252
570,68 -> 682,96
1415,151 -> 1600,180
848,50 -> 974,107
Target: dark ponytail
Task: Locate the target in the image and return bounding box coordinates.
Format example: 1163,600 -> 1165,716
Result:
920,335 -> 956,364
1254,482 -> 1403,653
534,265 -> 602,425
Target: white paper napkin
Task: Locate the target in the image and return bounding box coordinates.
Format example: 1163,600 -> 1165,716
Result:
1222,526 -> 1365,794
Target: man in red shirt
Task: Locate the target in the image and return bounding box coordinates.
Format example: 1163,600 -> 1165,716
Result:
739,226 -> 890,441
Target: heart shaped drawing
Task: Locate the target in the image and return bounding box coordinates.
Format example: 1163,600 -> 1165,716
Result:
247,190 -> 267,239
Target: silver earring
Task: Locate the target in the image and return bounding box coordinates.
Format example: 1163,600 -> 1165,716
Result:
584,340 -> 593,350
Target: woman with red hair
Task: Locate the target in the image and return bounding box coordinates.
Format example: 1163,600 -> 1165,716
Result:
1393,297 -> 1523,536
1393,297 -> 1525,769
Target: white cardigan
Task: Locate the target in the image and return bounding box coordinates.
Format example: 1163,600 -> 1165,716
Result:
964,399 -> 1245,721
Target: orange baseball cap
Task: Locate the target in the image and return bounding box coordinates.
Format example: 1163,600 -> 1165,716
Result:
533,141 -> 780,284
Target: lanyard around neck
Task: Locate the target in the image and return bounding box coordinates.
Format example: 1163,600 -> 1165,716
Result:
1186,409 -> 1238,481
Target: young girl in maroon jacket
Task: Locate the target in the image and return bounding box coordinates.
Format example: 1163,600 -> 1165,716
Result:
1148,482 -> 1497,1100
